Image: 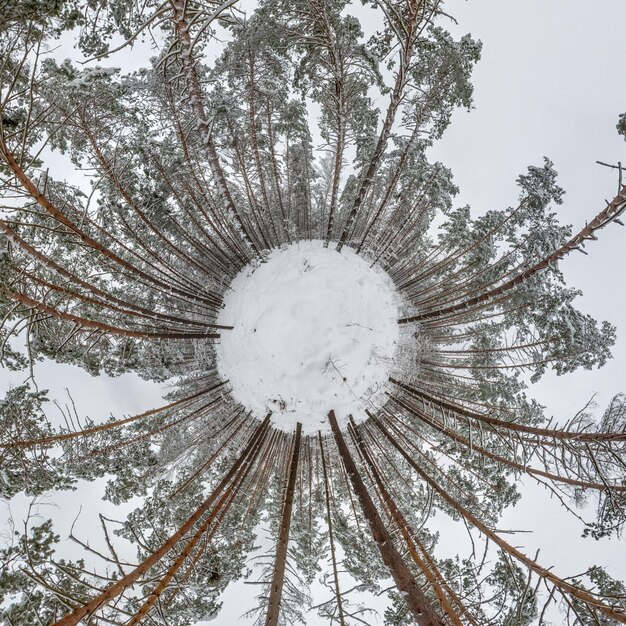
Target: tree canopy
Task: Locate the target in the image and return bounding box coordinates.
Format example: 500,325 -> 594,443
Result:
1,1 -> 626,624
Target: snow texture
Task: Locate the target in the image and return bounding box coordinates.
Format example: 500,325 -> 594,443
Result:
216,241 -> 400,433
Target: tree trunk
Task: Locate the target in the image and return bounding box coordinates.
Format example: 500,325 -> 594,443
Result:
399,184 -> 626,323
52,415 -> 271,626
127,414 -> 269,625
318,432 -> 346,626
265,423 -> 302,626
327,410 -> 444,626
348,419 -> 465,626
372,415 -> 626,624
391,377 -> 626,442
388,394 -> 626,492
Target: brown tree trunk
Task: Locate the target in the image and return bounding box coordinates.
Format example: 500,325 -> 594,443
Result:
127,415 -> 270,625
372,415 -> 626,624
399,184 -> 626,323
337,0 -> 422,251
348,419 -> 465,626
1,381 -> 225,449
171,0 -> 260,257
388,394 -> 626,492
318,432 -> 346,626
0,220 -> 223,329
265,423 -> 302,626
0,141 -> 220,308
2,288 -> 220,340
52,415 -> 271,626
391,377 -> 626,442
327,410 -> 444,626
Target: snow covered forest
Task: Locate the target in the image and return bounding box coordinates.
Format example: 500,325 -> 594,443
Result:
1,0 -> 626,624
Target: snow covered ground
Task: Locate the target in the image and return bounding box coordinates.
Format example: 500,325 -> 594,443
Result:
216,241 -> 400,433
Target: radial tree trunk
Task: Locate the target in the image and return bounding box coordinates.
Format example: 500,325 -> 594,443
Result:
372,415 -> 626,625
318,432 -> 346,626
348,419 -> 465,626
265,422 -> 303,626
327,410 -> 444,626
53,416 -> 271,626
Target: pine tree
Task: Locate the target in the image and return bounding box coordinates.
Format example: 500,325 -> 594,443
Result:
1,1 -> 626,624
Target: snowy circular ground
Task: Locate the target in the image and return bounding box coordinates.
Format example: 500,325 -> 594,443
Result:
215,241 -> 400,433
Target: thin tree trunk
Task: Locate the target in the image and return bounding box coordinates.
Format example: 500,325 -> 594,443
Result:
318,432 -> 346,626
391,377 -> 626,442
0,141 -> 220,308
265,423 -> 302,626
389,394 -> 626,492
361,421 -> 481,626
372,415 -> 626,624
52,416 -> 271,626
327,410 -> 444,626
126,415 -> 269,625
2,288 -> 220,340
336,0 -> 422,251
1,381 -> 225,449
171,0 -> 260,257
348,419 -> 465,626
0,220 -> 222,329
399,185 -> 626,323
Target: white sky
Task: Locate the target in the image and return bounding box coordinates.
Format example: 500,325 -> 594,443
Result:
426,0 -> 626,619
430,0 -> 626,429
2,1 -> 626,624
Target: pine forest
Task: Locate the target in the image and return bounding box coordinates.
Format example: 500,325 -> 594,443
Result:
1,1 -> 626,624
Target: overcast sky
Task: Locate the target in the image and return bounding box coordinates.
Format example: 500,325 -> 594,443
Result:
2,1 -> 626,624
427,0 -> 626,615
431,0 -> 626,428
